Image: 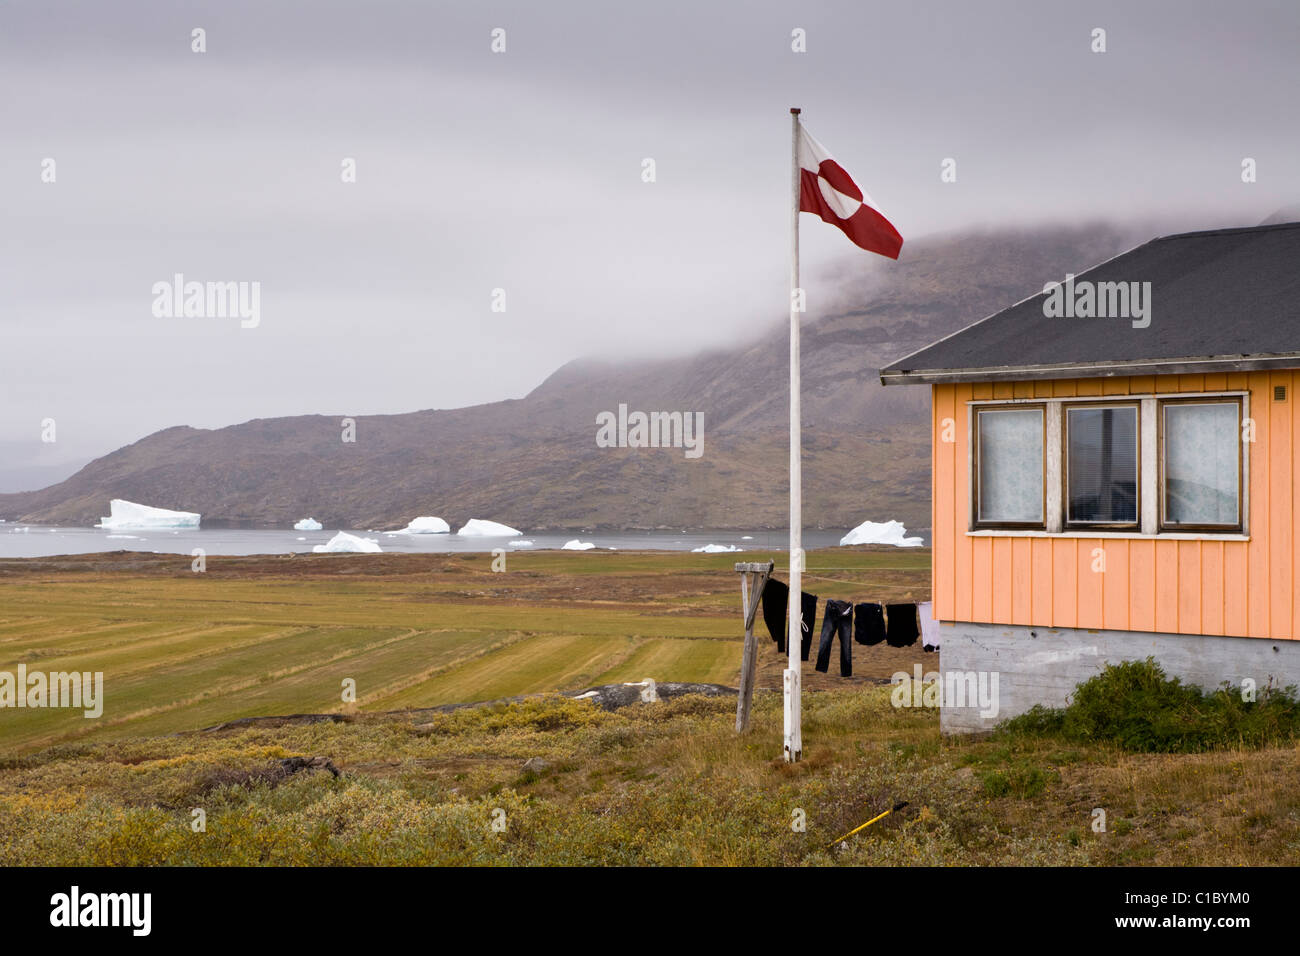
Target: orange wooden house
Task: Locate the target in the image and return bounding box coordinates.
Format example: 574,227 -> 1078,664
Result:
881,221 -> 1300,732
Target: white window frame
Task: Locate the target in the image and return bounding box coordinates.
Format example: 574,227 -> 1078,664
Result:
972,404 -> 1046,529
1159,397 -> 1245,532
966,391 -> 1249,540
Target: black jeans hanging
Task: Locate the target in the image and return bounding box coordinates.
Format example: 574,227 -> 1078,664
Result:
815,599 -> 853,676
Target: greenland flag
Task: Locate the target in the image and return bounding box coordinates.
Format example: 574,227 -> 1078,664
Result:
798,126 -> 903,259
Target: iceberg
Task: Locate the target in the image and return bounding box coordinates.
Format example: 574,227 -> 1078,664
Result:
456,519 -> 521,537
387,516 -> 450,535
312,531 -> 382,553
839,519 -> 924,548
97,499 -> 200,530
693,543 -> 741,553
562,539 -> 596,550
294,517 -> 323,531
508,540 -> 534,547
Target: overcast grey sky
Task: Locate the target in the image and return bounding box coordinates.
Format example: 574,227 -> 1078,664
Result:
2,0 -> 1298,485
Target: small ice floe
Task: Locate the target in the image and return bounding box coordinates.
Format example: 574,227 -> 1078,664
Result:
692,543 -> 741,553
839,519 -> 923,548
741,535 -> 754,540
105,534 -> 139,540
296,536 -> 307,541
387,516 -> 450,535
562,539 -> 596,550
294,517 -> 323,531
312,531 -> 382,553
456,519 -> 521,537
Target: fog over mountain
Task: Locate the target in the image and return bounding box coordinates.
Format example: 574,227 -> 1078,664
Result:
4,0 -> 1296,527
2,221 -> 1173,532
3,0 -> 1298,492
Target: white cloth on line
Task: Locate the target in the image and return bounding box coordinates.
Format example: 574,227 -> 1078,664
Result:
919,601 -> 941,651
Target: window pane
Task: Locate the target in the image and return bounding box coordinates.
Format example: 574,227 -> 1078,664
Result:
1164,402 -> 1239,525
1067,406 -> 1138,523
978,408 -> 1043,523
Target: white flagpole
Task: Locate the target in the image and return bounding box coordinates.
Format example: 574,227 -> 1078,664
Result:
784,107 -> 803,763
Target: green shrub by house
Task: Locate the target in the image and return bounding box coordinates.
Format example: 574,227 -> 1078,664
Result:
1000,658 -> 1300,752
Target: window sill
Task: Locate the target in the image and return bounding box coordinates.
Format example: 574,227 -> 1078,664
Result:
967,529 -> 1249,541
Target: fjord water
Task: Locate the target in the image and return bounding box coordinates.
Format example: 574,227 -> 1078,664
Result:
0,526 -> 873,558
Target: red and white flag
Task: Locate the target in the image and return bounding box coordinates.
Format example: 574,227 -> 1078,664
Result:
798,126 -> 903,259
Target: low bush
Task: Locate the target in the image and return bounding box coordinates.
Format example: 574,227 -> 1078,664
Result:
1000,658 -> 1300,752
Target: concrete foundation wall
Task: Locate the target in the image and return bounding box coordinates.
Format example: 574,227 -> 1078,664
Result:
937,622 -> 1300,734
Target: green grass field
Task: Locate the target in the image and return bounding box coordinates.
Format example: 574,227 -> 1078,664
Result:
3,548 -> 1300,866
0,548 -> 930,754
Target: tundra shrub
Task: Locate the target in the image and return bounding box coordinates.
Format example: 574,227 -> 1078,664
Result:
999,658 -> 1300,752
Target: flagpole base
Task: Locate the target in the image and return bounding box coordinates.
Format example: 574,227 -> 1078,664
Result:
782,667 -> 802,763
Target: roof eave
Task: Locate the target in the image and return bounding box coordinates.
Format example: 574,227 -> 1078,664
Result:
879,353 -> 1300,386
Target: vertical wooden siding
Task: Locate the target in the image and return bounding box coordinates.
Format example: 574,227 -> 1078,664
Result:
931,372 -> 1298,640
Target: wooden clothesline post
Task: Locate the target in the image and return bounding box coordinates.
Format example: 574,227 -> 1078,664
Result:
733,560 -> 775,733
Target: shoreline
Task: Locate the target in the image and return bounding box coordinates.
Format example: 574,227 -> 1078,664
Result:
0,543 -> 933,573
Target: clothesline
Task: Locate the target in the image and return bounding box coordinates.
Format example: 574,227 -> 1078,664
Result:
756,577 -> 939,675
803,566 -> 926,572
801,573 -> 924,590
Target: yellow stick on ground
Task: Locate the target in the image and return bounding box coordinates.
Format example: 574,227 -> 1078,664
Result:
826,801 -> 909,849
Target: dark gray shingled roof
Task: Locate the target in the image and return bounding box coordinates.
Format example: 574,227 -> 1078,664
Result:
880,221 -> 1300,385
